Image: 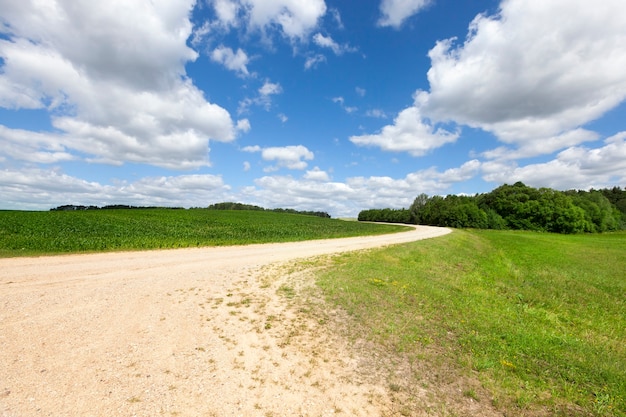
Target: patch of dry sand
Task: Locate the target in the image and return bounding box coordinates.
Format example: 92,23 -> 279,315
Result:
1,225 -> 501,416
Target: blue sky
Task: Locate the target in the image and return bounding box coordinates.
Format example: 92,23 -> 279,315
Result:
1,0 -> 625,217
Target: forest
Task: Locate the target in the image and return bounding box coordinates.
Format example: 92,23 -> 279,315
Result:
358,182 -> 626,234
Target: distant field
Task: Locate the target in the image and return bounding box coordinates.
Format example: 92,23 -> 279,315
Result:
0,209 -> 410,257
317,229 -> 626,416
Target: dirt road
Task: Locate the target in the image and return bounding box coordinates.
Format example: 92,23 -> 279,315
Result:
1,225 -> 450,417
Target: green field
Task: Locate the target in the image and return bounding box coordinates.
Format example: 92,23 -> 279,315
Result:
316,230 -> 626,416
0,209 -> 409,257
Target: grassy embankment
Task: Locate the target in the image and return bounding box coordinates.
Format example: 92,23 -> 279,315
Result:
0,209 -> 409,257
316,229 -> 625,416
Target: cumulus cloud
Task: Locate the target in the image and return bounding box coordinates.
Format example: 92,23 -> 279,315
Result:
480,129 -> 600,161
210,45 -> 250,76
211,0 -> 240,28
423,0 -> 626,148
350,100 -> 460,156
0,125 -> 74,164
207,0 -> 326,40
482,132 -> 626,189
247,0 -> 326,39
243,144 -> 314,171
303,167 -> 330,181
241,159 -> 481,217
243,175 -> 356,215
378,0 -> 432,28
236,118 -> 251,133
0,168 -> 231,210
0,0 -> 235,169
363,0 -> 626,163
261,145 -> 314,171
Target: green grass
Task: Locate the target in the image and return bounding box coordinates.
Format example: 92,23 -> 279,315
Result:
316,230 -> 626,416
0,209 -> 409,257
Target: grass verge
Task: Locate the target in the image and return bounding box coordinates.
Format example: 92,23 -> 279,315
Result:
316,230 -> 625,416
0,209 -> 409,257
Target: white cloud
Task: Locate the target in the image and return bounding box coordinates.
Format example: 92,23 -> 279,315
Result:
261,145 -> 314,170
423,0 -> 626,149
364,0 -> 626,163
313,33 -> 356,55
313,33 -> 341,54
0,0 -> 235,170
365,109 -> 387,119
0,125 -> 75,164
378,0 -> 432,28
236,118 -> 251,133
482,132 -> 626,189
244,175 -> 356,215
277,113 -> 288,123
212,0 -> 241,28
207,0 -> 326,40
238,80 -> 283,113
0,168 -> 231,210
355,87 -> 366,97
304,54 -> 326,70
350,103 -> 459,156
242,145 -> 262,153
242,160 -> 480,217
259,81 -> 282,96
244,144 -> 314,171
329,8 -> 344,29
481,129 -> 599,161
303,167 -> 330,181
332,97 -> 358,114
247,0 -> 327,40
210,45 -> 250,76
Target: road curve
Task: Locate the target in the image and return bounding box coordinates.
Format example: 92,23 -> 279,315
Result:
0,225 -> 451,417
0,225 -> 450,288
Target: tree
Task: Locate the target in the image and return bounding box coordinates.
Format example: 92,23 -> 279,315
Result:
409,193 -> 429,224
569,190 -> 621,232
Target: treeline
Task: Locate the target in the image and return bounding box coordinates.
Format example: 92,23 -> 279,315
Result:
51,205 -> 184,211
207,202 -> 331,218
358,208 -> 413,224
359,183 -> 626,234
51,202 -> 331,219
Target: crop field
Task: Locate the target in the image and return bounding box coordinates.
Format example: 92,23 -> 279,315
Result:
317,229 -> 626,416
0,209 -> 409,257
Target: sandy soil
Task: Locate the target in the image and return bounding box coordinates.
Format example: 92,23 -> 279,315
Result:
0,225 -> 496,417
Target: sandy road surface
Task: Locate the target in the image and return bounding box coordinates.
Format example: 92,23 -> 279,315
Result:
1,226 -> 451,417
